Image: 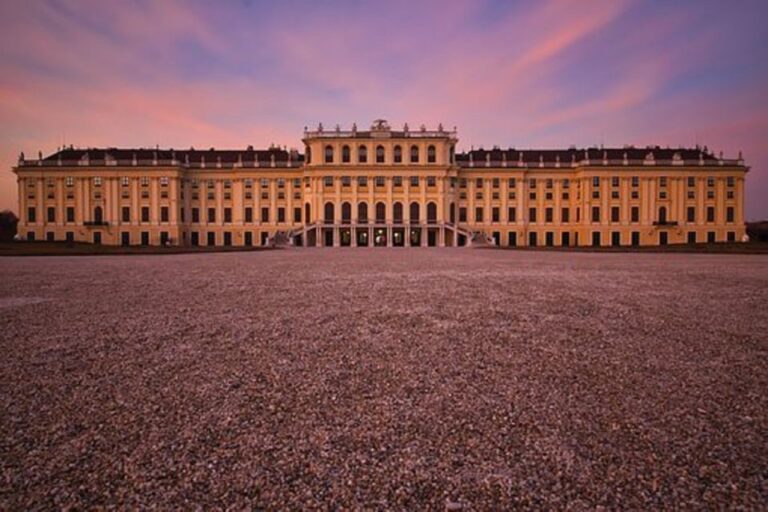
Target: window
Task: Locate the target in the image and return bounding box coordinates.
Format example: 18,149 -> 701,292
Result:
93,177 -> 102,187
358,145 -> 368,163
427,177 -> 436,187
545,208 -> 553,223
341,176 -> 351,187
66,207 -> 75,223
375,176 -> 385,187
207,208 -> 216,223
529,207 -> 537,223
546,179 -> 554,189
141,176 -> 149,186
611,206 -> 619,223
529,178 -> 536,189
358,176 -> 368,187
658,207 -> 667,224
294,207 -> 301,223
688,177 -> 695,187
120,177 -> 129,187
261,207 -> 270,222
592,206 -> 600,223
475,207 -> 483,223
47,207 -> 55,222
141,207 -> 150,223
707,207 -> 715,222
492,207 -> 500,222
707,177 -> 715,187
726,207 -> 734,223
631,207 -> 639,223
324,145 -> 334,163
342,145 -> 351,163
427,145 -> 436,163
727,176 -> 735,187
508,178 -> 516,188
122,207 -> 130,222
66,176 -> 74,187
562,208 -> 569,223
393,176 -> 402,187
410,176 -> 419,187
592,177 -> 600,188
611,176 -> 619,187
376,202 -> 386,223
376,145 -> 385,163
508,207 -> 516,222
659,177 -> 667,188
459,207 -> 467,223
324,176 -> 333,187
410,145 -> 419,163
192,208 -> 200,223
492,178 -> 500,189
276,178 -> 285,189
278,208 -> 285,223
394,145 -> 402,163
160,176 -> 169,186
245,207 -> 253,223
631,176 -> 639,187
592,190 -> 599,199
687,207 -> 695,223
224,208 -> 231,223
261,178 -> 269,188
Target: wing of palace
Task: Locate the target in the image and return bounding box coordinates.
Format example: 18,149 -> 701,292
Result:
12,119 -> 748,247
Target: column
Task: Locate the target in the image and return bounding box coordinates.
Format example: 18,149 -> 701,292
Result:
55,178 -> 65,227
150,178 -> 159,224
233,179 -> 243,224
215,180 -> 224,226
36,178 -> 44,225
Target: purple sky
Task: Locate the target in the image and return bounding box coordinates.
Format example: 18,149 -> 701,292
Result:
1,0 -> 766,218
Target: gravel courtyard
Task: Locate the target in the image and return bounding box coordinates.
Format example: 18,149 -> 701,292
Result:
1,249 -> 766,509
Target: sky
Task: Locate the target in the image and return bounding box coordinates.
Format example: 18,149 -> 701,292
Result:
0,0 -> 766,219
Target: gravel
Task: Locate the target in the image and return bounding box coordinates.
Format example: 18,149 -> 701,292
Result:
1,248 -> 766,509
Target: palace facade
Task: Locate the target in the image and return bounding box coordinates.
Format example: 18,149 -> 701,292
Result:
13,120 -> 748,247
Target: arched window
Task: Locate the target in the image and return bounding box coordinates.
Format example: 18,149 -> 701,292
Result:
393,202 -> 403,223
449,202 -> 456,223
375,202 -> 386,223
410,202 -> 420,223
324,145 -> 334,163
659,206 -> 667,224
427,202 -> 437,223
376,145 -> 385,163
358,202 -> 368,223
324,202 -> 335,224
305,203 -> 311,223
410,145 -> 420,163
94,206 -> 103,223
358,145 -> 368,163
394,145 -> 402,163
342,202 -> 352,224
427,145 -> 436,163
342,145 -> 351,163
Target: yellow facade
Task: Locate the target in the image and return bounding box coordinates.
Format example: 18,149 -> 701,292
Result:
13,120 -> 748,247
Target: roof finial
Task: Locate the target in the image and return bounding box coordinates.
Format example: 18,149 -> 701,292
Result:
318,122 -> 324,132
18,151 -> 24,165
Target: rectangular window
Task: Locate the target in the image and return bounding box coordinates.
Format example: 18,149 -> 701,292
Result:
161,206 -> 169,222
122,206 -> 130,222
245,207 -> 253,223
427,177 -> 436,187
459,207 -> 467,223
545,207 -> 553,223
393,176 -> 402,187
493,178 -> 500,189
508,178 -> 516,188
529,178 -> 536,189
687,232 -> 697,244
261,207 -> 269,222
707,177 -> 715,187
529,207 -> 537,223
592,176 -> 600,188
47,207 -> 55,223
93,176 -> 102,187
141,206 -> 150,223
261,178 -> 269,188
294,207 -> 301,223
688,177 -> 695,187
707,207 -> 715,222
341,176 -> 351,187
492,207 -> 500,222
726,207 -> 734,223
28,207 -> 36,223
659,176 -> 667,187
546,179 -> 553,189
727,176 -> 735,187
66,207 -> 75,223
357,176 -> 368,187
631,176 -> 639,187
592,206 -> 600,223
278,208 -> 285,223
562,208 -> 569,223
611,176 -> 619,187
687,207 -> 695,223
66,176 -> 74,187
375,176 -> 385,187
208,208 -> 216,223
611,206 -> 619,223
631,206 -> 639,223
508,207 -> 516,222
475,207 -> 483,223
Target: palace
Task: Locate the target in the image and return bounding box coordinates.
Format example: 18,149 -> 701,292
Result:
13,120 -> 748,248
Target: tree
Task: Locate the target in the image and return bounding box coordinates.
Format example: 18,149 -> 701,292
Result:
0,210 -> 19,242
